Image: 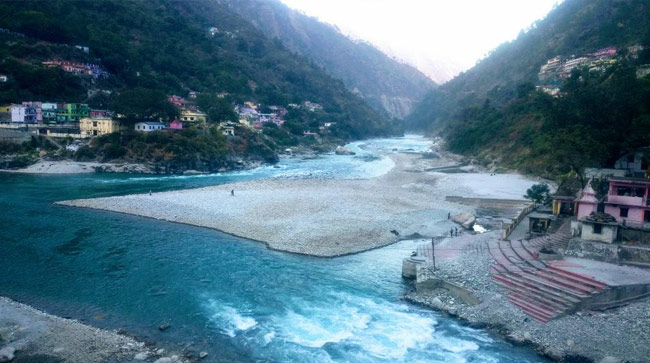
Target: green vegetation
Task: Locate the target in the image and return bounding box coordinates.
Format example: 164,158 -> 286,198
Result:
81,126 -> 277,173
407,0 -> 650,180
219,0 -> 435,119
0,0 -> 407,171
524,183 -> 551,205
0,0 -> 392,138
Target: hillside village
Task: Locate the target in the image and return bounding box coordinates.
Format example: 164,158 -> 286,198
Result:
536,44 -> 649,96
0,92 -> 328,141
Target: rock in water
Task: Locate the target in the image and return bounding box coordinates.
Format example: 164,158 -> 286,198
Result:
158,323 -> 171,331
335,146 -> 356,155
0,347 -> 15,362
199,351 -> 209,359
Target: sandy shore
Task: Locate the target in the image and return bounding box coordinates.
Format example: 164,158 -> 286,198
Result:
58,152 -> 468,257
0,297 -> 189,363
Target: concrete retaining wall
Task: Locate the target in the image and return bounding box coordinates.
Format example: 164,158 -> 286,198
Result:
0,128 -> 31,144
621,228 -> 650,245
415,272 -> 480,306
581,284 -> 650,310
565,239 -> 650,265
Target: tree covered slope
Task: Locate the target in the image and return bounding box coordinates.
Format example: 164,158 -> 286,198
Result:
0,0 -> 396,139
407,0 -> 650,178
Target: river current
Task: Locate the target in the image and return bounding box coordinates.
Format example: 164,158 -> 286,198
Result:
0,135 -> 545,362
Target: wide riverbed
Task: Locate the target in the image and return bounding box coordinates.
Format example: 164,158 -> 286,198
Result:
0,136 -> 544,362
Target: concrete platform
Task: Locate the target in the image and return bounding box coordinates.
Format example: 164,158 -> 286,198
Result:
549,257 -> 650,287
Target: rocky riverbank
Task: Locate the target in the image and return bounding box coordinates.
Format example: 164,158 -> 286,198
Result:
404,232 -> 650,363
0,297 -> 197,363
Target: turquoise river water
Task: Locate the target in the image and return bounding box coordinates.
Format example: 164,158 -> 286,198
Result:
0,136 -> 545,362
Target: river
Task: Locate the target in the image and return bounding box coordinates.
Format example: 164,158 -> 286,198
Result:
0,135 -> 545,362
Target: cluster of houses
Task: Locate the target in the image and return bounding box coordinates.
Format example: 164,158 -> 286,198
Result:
42,60 -> 109,79
1,102 -> 93,124
236,102 -> 287,130
536,45 -> 649,96
547,148 -> 650,246
0,92 -> 331,141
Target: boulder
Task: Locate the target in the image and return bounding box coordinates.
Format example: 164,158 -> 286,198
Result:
199,351 -> 209,359
0,347 -> 15,362
135,352 -> 149,360
335,146 -> 356,155
452,213 -> 476,230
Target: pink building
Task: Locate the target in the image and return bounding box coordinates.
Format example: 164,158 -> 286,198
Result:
603,177 -> 650,228
169,118 -> 183,130
576,182 -> 599,219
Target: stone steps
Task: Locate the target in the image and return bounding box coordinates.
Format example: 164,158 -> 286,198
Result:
545,264 -> 608,290
490,220 -> 610,322
493,271 -> 582,304
508,294 -> 563,322
492,274 -> 575,310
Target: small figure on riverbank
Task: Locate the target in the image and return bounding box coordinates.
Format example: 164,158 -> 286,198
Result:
455,227 -> 459,237
450,227 -> 454,237
231,189 -> 235,196
149,190 -> 152,196
447,212 -> 451,219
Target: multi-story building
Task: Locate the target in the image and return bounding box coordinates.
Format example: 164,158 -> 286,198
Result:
42,103 -> 58,123
603,177 -> 650,229
10,104 -> 37,123
79,117 -> 123,137
65,103 -> 90,121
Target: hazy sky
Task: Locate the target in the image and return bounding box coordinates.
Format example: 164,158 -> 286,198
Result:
280,0 -> 560,82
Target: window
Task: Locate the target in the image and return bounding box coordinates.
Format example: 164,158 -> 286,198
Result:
593,224 -> 603,234
645,210 -> 650,223
93,121 -> 98,127
620,208 -> 629,217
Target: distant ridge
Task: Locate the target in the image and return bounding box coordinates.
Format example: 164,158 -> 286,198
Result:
218,0 -> 435,119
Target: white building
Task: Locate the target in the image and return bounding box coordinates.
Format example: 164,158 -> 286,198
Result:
11,104 -> 37,123
135,122 -> 165,132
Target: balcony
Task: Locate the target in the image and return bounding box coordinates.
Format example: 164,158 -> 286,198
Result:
608,195 -> 645,207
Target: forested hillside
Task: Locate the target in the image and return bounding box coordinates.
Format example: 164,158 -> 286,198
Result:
217,0 -> 435,119
0,0 -> 396,140
407,0 -> 650,179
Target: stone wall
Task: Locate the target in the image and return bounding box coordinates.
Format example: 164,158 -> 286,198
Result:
621,228 -> 650,245
565,238 -> 620,263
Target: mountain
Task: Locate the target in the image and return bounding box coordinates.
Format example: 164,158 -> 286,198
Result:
0,0 -> 397,140
217,0 -> 435,119
407,0 -> 650,178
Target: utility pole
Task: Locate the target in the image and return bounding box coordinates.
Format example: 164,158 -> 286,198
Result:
431,237 -> 436,271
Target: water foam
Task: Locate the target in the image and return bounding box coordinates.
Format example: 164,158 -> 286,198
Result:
205,301 -> 257,337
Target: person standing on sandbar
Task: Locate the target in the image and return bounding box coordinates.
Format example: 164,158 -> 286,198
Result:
231,189 -> 234,196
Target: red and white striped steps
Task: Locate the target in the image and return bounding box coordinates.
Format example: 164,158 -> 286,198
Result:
488,218 -> 609,322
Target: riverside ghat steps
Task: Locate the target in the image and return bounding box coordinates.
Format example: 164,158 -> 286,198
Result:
489,218 -> 650,323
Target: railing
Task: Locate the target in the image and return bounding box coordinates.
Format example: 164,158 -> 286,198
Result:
502,203 -> 535,239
